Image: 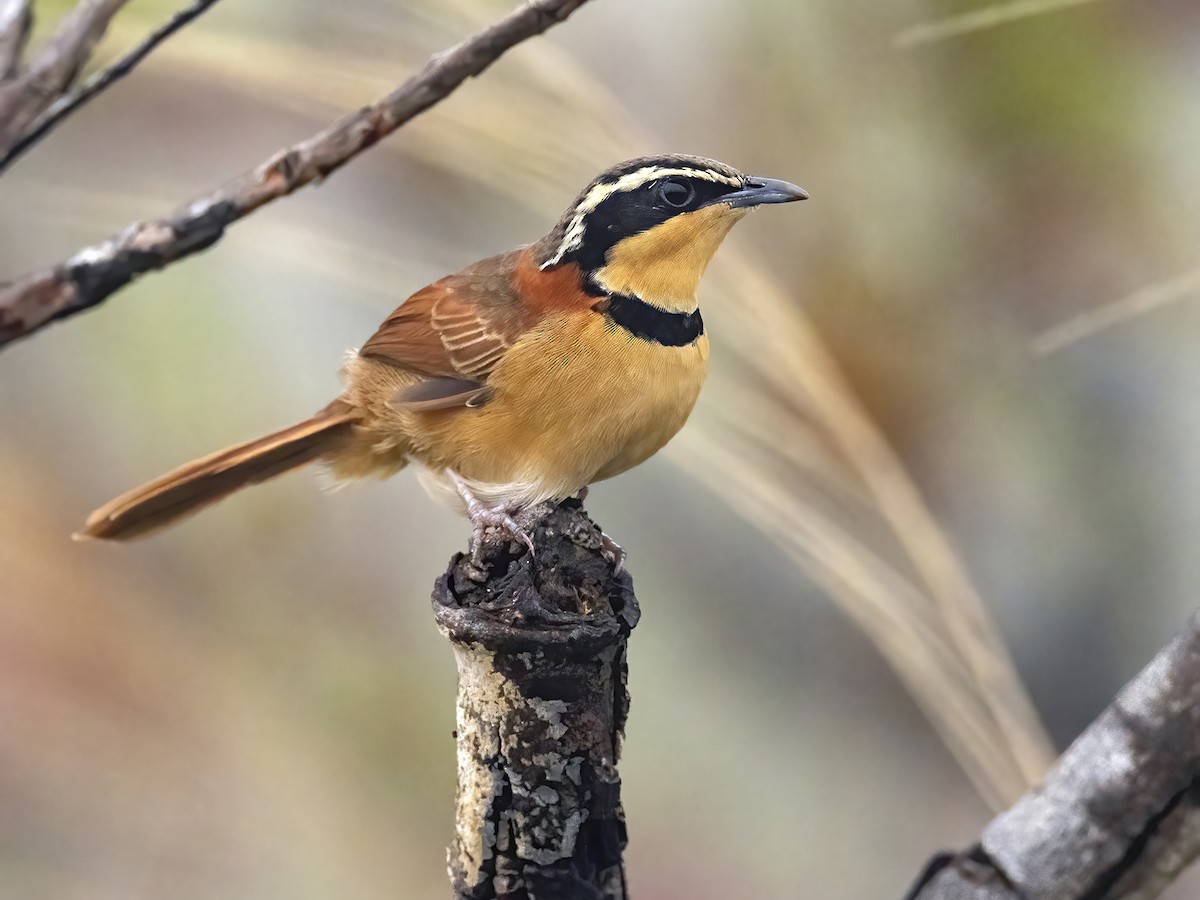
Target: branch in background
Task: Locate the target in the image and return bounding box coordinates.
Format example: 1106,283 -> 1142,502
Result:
0,0 -> 32,81
432,502 -> 635,899
905,612 -> 1200,900
0,0 -> 595,350
895,0 -> 1112,49
0,0 -> 130,145
0,0 -> 224,177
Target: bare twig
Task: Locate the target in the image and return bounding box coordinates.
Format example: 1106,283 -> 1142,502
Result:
895,0 -> 1113,49
0,0 -> 131,146
905,611 -> 1200,899
0,0 -> 32,81
0,0 -> 225,177
0,0 -> 595,349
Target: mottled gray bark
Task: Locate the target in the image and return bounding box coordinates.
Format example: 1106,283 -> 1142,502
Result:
431,501 -> 636,900
905,612 -> 1200,900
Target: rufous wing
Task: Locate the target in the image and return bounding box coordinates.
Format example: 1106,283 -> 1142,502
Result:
358,250 -> 540,411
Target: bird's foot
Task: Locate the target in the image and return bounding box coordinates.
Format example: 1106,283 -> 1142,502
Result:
566,487 -> 625,573
467,504 -> 535,564
448,471 -> 536,573
599,530 -> 626,575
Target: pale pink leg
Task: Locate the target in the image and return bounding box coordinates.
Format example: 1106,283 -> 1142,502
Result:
447,470 -> 536,564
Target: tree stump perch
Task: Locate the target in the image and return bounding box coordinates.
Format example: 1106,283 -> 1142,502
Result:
431,500 -> 638,900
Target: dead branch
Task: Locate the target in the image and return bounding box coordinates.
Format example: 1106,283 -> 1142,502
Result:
0,0 -> 225,176
0,0 -> 130,146
432,501 -> 635,899
0,0 -> 595,350
905,612 -> 1200,900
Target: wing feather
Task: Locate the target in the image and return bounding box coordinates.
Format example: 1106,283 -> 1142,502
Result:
358,250 -> 540,409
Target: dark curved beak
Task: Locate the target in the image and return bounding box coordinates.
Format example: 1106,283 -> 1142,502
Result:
720,176 -> 809,209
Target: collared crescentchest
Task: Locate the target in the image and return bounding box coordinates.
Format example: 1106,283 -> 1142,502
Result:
80,154 -> 807,558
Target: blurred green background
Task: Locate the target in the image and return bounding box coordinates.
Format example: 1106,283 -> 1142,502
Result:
3,0 -> 1200,896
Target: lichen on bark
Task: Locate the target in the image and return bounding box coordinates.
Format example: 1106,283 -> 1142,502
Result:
432,500 -> 638,900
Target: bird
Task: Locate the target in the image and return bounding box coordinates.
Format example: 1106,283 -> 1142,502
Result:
79,154 -> 807,564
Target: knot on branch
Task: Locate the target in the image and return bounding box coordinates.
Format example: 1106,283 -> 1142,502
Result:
433,500 -> 639,656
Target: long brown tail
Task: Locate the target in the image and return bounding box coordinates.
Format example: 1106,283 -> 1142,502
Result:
78,402 -> 358,541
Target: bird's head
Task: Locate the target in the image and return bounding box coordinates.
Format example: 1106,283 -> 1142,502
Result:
535,154 -> 806,309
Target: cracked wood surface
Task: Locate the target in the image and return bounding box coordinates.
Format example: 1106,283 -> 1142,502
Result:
0,0 -> 595,349
432,502 -> 636,900
906,612 -> 1200,900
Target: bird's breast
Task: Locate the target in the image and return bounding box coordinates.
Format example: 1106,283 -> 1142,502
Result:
414,309 -> 709,500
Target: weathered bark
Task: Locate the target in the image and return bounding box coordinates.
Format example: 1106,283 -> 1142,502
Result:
431,501 -> 637,900
905,612 -> 1200,900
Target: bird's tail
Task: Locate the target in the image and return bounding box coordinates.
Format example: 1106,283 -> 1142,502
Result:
77,401 -> 358,541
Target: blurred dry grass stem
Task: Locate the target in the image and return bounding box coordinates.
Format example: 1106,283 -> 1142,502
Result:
117,0 -> 1055,808
895,0 -> 1113,48
1031,267 -> 1200,356
691,264 -> 1054,807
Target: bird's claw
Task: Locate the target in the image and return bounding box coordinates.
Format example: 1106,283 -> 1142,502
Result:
450,471 -> 620,574
467,504 -> 535,566
571,488 -> 623,573
598,530 -> 626,575
448,470 -> 536,569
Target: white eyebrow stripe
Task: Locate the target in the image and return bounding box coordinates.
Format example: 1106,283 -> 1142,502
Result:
541,165 -> 743,269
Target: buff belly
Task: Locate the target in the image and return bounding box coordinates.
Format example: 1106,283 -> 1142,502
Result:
340,310 -> 708,511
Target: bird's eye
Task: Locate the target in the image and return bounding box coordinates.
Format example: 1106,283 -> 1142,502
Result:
657,177 -> 695,209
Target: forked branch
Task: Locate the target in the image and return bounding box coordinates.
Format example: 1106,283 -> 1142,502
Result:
0,0 -> 225,176
0,0 -> 595,350
0,0 -> 130,146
